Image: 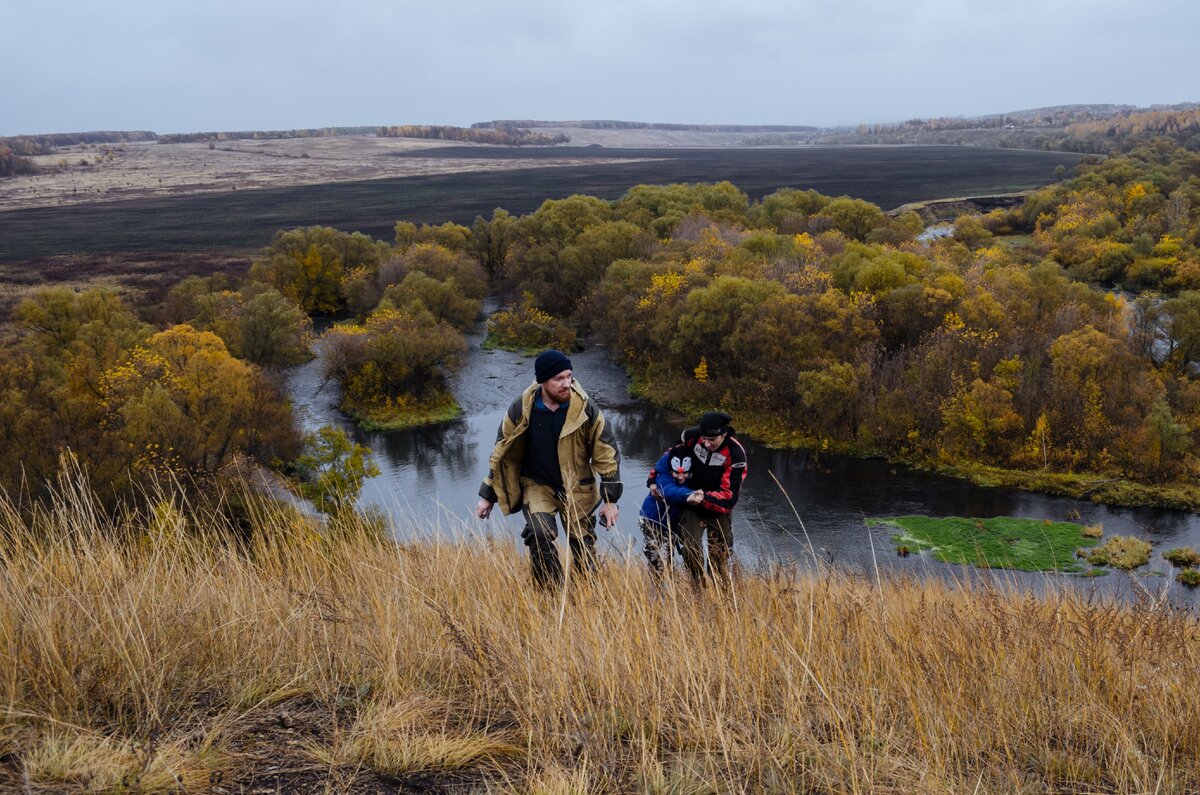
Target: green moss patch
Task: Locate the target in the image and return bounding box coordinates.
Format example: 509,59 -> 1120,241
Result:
867,515 -> 1102,573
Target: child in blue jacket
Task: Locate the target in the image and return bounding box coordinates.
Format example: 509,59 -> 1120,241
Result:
638,442 -> 704,575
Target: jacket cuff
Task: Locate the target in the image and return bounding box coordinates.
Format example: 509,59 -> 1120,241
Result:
478,482 -> 498,504
599,478 -> 623,504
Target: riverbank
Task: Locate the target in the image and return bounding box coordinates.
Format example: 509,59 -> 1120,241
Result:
3,486 -> 1198,792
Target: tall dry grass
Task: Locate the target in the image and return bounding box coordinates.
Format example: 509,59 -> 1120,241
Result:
1,474 -> 1198,793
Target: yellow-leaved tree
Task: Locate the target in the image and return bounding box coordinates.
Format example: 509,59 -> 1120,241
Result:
100,325 -> 291,479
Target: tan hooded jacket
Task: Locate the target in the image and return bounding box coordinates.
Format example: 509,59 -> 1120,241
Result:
478,379 -> 622,516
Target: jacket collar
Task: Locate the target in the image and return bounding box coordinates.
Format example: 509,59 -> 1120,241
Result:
524,379 -> 590,434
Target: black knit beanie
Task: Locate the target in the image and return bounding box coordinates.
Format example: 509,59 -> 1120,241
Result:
534,349 -> 572,383
698,411 -> 733,437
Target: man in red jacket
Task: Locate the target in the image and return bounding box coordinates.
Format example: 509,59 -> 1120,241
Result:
676,411 -> 748,588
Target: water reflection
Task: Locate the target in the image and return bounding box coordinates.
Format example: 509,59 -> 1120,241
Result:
352,417 -> 476,483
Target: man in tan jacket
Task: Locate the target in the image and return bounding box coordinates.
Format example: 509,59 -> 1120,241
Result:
476,350 -> 623,587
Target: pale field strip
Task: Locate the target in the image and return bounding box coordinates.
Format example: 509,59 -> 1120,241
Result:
0,134 -> 655,212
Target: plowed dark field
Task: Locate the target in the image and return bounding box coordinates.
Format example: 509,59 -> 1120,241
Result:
0,146 -> 1080,262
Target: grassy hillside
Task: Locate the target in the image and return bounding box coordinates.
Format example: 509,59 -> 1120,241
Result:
1,480 -> 1197,792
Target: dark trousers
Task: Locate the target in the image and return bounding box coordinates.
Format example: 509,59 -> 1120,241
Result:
677,507 -> 733,587
520,479 -> 597,588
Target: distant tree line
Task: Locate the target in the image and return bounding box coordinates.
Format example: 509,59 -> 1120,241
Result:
158,127 -> 379,144
813,104 -> 1200,153
1061,108 -> 1200,154
474,120 -> 820,133
1,127 -> 382,154
1,131 -> 158,154
379,125 -> 568,146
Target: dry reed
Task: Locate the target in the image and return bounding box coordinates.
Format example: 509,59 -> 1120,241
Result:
1,475 -> 1198,793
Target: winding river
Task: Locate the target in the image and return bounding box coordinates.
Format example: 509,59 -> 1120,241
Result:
286,311 -> 1200,608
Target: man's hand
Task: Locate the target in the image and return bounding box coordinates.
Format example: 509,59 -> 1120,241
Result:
648,484 -> 661,498
599,502 -> 619,529
686,490 -> 705,505
475,498 -> 494,519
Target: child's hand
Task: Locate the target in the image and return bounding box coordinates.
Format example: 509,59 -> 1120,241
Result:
686,491 -> 704,505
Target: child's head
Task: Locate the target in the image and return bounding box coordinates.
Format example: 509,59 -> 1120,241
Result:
669,454 -> 693,484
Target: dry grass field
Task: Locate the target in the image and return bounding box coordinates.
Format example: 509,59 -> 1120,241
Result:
0,135 -> 653,212
1,475 -> 1197,793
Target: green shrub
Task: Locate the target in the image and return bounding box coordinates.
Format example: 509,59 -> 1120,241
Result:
486,293 -> 576,353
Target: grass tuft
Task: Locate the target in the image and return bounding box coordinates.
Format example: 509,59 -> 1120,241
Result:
1085,535 -> 1154,570
21,731 -> 216,792
1163,546 -> 1200,569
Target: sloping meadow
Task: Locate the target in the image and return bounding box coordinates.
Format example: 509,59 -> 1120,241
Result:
1,481 -> 1198,792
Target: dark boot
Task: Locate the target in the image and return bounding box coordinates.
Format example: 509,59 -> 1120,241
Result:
521,513 -> 563,589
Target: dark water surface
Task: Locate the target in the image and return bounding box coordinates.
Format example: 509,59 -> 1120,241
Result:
287,316 -> 1200,609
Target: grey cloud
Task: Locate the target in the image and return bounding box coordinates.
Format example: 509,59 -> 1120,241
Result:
2,0 -> 1197,134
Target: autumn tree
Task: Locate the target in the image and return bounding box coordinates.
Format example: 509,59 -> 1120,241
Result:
323,308 -> 467,423
1160,291 -> 1200,369
100,325 -> 295,477
817,197 -> 889,241
468,208 -> 515,274
249,226 -> 387,314
615,181 -> 749,236
164,280 -> 312,367
379,271 -> 481,330
940,378 -> 1023,461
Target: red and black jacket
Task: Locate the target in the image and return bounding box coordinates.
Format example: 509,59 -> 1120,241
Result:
648,428 -> 748,515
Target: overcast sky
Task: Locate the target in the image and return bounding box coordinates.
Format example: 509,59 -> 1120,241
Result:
4,0 -> 1197,136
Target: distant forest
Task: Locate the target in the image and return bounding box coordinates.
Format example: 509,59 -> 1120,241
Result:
475,120 -> 820,133
809,104 -> 1200,152
379,125 -> 568,146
